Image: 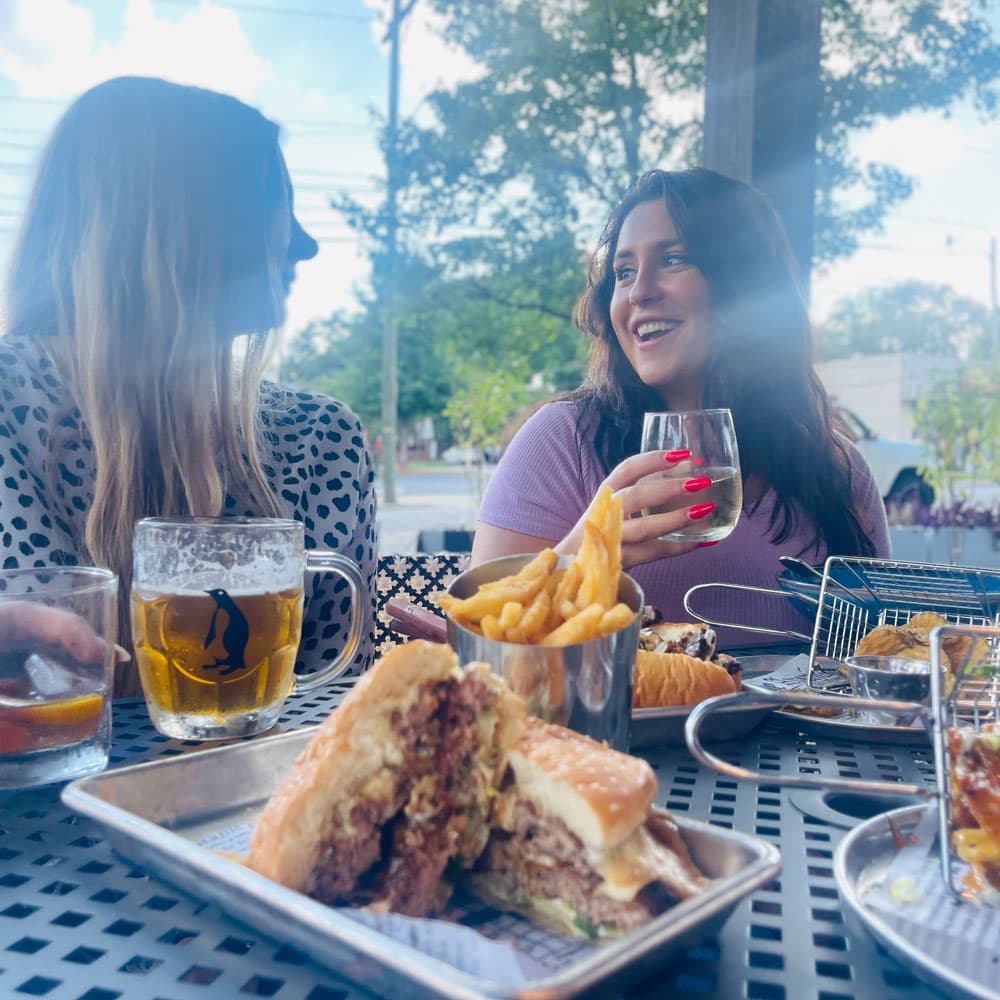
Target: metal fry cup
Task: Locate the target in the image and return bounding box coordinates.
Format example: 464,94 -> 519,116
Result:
445,554 -> 644,751
843,654 -> 933,726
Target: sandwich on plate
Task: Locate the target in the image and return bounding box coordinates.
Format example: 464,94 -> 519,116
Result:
246,640 -> 525,916
247,639 -> 711,936
469,716 -> 708,938
634,620 -> 741,708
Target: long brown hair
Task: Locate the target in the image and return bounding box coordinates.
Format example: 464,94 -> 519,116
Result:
5,77 -> 290,669
573,168 -> 875,558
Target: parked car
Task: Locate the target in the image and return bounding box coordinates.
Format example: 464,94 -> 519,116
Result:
833,405 -> 934,519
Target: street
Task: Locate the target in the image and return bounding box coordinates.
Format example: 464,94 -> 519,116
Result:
375,464 -> 486,554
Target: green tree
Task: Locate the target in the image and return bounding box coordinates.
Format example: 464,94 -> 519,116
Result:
397,0 -> 1000,270
815,281 -> 995,360
445,363 -> 529,496
279,233 -> 587,452
294,0 -> 1000,462
914,364 -> 1000,522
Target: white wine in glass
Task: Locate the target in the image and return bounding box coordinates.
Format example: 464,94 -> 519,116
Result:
640,409 -> 742,543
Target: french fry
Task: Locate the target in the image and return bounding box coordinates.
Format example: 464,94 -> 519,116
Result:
439,553 -> 555,623
481,548 -> 557,592
480,614 -> 504,641
542,603 -> 604,647
546,561 -> 582,631
506,589 -> 551,645
437,485 -> 634,646
499,601 -> 523,632
559,598 -> 579,621
601,493 -> 623,608
596,602 -> 635,637
575,521 -> 608,610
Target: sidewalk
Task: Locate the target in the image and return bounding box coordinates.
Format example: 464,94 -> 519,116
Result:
374,464 -> 486,555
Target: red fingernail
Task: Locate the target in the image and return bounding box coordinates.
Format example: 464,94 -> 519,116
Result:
697,540 -> 720,548
684,476 -> 712,493
690,455 -> 705,466
663,449 -> 691,463
688,502 -> 715,520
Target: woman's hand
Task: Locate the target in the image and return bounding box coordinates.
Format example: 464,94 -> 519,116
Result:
0,603 -> 128,666
555,449 -> 723,570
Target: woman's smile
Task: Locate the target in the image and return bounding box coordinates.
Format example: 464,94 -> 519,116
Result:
609,198 -> 710,409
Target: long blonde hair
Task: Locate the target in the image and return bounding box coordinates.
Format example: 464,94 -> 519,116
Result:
4,78 -> 288,672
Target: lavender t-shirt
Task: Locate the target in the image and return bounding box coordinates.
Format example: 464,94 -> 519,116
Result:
477,401 -> 890,649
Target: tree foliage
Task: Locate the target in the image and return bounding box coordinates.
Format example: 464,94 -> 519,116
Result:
815,281 -> 996,360
915,363 -> 1000,507
397,0 -> 1000,269
290,0 -> 1000,460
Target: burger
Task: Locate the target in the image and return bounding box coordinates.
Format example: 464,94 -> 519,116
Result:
246,640 -> 710,935
246,640 -> 525,916
468,716 -> 708,938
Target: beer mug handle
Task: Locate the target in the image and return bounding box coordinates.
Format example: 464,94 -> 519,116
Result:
292,551 -> 365,692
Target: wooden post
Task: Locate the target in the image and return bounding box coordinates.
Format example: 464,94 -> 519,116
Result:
703,0 -> 822,301
703,0 -> 757,184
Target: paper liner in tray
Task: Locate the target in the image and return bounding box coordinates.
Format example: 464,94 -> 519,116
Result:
63,727 -> 780,1000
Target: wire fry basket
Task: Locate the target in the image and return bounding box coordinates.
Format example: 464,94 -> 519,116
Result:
808,557 -> 1000,684
684,622 -> 1000,907
929,624 -> 1000,901
685,556 -> 1000,695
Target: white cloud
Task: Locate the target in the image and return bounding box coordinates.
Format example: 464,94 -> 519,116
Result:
0,0 -> 270,100
853,112 -> 969,179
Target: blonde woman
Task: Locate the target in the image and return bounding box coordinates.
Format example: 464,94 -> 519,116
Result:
1,77 -> 377,695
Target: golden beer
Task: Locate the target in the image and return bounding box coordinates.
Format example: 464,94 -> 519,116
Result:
130,587 -> 304,725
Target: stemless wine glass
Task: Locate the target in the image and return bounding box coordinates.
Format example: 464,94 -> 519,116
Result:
639,408 -> 742,543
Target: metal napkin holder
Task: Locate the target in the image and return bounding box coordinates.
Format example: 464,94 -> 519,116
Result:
686,622 -> 1000,903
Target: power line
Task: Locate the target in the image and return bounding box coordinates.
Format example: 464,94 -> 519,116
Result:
0,96 -> 63,106
856,241 -> 986,258
893,213 -> 996,232
152,0 -> 375,21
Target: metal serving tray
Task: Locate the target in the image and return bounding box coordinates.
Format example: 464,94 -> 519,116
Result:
835,805 -> 1000,1000
63,728 -> 781,1000
631,656 -> 780,748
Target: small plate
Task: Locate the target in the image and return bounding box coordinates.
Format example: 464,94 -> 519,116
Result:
741,662 -> 931,745
630,656 -> 787,749
836,804 -> 1000,1000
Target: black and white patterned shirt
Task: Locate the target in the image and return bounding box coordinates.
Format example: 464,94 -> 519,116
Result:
0,334 -> 378,677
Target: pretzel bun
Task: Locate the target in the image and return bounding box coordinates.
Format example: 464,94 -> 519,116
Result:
632,650 -> 736,708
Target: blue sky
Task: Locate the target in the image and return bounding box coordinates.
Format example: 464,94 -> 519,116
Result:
2,0 -> 1000,343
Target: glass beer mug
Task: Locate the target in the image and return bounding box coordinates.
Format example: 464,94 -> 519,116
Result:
131,517 -> 364,740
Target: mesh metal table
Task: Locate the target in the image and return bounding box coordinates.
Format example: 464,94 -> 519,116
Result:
0,689 -> 958,1000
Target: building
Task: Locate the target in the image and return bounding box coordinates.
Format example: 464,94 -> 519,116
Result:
815,353 -> 961,440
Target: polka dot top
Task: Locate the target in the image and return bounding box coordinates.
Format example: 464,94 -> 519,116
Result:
0,334 -> 378,679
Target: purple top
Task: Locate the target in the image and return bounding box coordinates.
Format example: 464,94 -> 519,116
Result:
477,401 -> 890,649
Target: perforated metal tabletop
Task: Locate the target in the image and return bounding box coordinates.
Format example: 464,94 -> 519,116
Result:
0,689 -> 958,1000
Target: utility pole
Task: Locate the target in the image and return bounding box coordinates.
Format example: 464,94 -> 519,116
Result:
990,235 -> 998,352
379,0 -> 417,504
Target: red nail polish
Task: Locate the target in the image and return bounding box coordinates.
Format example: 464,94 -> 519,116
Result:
663,449 -> 691,463
690,455 -> 705,467
697,540 -> 720,548
688,502 -> 715,520
684,476 -> 712,493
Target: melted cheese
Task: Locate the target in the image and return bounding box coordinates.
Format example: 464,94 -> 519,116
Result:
591,824 -> 703,902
